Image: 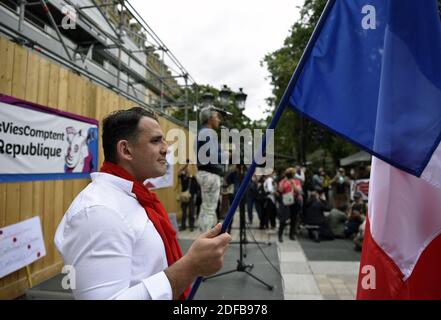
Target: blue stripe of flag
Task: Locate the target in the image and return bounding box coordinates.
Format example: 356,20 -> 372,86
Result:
289,0 -> 441,176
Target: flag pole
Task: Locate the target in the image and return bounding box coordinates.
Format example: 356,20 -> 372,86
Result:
186,0 -> 337,300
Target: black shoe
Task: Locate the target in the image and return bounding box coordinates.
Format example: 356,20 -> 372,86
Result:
179,226 -> 186,231
189,227 -> 194,232
289,235 -> 296,240
278,235 -> 284,243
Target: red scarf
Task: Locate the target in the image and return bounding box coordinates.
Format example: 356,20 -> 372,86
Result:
100,161 -> 189,300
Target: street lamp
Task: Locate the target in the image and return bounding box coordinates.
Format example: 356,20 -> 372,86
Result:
219,85 -> 232,107
235,88 -> 247,111
201,91 -> 215,108
203,85 -> 247,110
196,85 -> 247,126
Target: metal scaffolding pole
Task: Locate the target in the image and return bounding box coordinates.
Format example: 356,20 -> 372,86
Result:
116,0 -> 123,88
40,0 -> 73,61
184,74 -> 189,125
18,0 -> 25,32
160,46 -> 165,112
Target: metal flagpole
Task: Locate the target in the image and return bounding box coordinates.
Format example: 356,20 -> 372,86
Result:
186,0 -> 337,300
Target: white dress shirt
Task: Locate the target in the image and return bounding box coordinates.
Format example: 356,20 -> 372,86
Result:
263,177 -> 276,204
54,172 -> 173,300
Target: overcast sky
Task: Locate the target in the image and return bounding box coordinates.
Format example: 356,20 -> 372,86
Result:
130,0 -> 304,121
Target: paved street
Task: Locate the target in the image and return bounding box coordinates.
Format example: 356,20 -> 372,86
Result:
178,216 -> 360,300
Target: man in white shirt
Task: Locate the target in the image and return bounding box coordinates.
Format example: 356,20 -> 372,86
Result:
54,107 -> 231,300
263,174 -> 276,204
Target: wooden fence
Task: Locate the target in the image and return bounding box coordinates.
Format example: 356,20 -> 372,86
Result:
0,36 -> 192,299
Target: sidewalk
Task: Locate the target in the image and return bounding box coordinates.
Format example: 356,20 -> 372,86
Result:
178,216 -> 360,300
279,239 -> 359,300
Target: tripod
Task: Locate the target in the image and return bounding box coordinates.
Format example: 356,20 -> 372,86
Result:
203,198 -> 274,290
230,204 -> 272,257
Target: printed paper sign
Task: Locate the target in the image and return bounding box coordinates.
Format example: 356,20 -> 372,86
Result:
0,216 -> 46,279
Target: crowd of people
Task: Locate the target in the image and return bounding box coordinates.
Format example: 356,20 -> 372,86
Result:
175,106 -> 370,252
176,161 -> 369,251
257,166 -> 367,249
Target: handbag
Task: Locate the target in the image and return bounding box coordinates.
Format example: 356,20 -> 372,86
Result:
281,179 -> 296,206
282,192 -> 295,206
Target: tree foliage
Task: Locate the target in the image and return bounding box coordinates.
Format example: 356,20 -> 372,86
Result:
263,0 -> 358,172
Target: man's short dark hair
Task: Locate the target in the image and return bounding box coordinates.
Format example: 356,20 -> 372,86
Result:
102,107 -> 158,163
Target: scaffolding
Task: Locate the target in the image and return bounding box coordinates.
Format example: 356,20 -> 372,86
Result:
0,0 -> 196,126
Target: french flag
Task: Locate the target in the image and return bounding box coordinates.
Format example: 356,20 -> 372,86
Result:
287,0 -> 441,298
